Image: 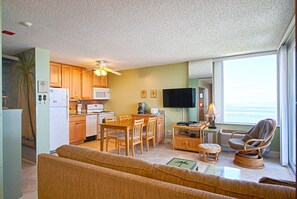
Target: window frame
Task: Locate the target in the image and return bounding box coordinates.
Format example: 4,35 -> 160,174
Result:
213,51 -> 278,125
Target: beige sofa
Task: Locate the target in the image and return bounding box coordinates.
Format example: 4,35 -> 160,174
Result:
38,145 -> 295,199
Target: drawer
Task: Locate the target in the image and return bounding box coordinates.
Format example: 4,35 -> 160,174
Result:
70,115 -> 86,122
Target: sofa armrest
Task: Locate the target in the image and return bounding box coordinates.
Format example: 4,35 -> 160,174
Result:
259,177 -> 296,188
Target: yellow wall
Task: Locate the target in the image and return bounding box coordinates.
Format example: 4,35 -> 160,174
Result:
104,62 -> 188,135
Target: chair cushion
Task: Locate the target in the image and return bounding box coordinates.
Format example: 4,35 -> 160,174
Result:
228,138 -> 254,150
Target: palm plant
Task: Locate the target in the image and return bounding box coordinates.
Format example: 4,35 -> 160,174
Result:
17,52 -> 36,147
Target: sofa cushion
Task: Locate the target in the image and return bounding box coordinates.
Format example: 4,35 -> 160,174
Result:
152,164 -> 296,199
56,145 -> 153,178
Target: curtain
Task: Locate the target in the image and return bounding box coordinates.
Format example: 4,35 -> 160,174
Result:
278,45 -> 288,166
213,61 -> 223,123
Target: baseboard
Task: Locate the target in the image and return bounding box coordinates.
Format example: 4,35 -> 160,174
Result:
262,151 -> 280,159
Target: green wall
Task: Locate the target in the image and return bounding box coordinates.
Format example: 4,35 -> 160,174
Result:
105,62 -> 188,135
188,78 -> 198,121
35,48 -> 50,155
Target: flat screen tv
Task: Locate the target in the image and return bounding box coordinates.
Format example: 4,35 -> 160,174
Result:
163,88 -> 196,108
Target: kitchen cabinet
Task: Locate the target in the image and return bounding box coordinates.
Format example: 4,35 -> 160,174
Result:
81,69 -> 93,100
50,62 -> 62,87
69,115 -> 86,145
93,73 -> 108,88
70,67 -> 82,100
61,64 -> 71,89
131,114 -> 165,144
61,65 -> 82,100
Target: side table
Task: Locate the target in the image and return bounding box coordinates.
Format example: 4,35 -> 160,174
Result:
202,127 -> 220,144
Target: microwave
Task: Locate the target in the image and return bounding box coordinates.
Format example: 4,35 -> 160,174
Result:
93,88 -> 110,100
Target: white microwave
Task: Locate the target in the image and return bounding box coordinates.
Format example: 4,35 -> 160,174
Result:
93,88 -> 110,100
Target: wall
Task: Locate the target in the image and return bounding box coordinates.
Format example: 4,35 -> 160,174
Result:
105,62 -> 188,134
188,79 -> 198,121
35,48 -> 50,155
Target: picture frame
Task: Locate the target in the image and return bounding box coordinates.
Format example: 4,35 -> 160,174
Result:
150,89 -> 157,98
141,90 -> 147,98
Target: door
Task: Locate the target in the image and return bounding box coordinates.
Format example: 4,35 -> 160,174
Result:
50,62 -> 62,87
81,70 -> 93,100
62,65 -> 71,89
86,115 -> 97,137
70,67 -> 82,99
199,87 -> 205,121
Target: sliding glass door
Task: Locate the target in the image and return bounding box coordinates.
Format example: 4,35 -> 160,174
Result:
287,37 -> 296,174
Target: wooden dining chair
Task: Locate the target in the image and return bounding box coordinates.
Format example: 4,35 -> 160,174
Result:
105,116 -> 123,151
117,118 -> 144,157
119,115 -> 130,121
142,117 -> 157,151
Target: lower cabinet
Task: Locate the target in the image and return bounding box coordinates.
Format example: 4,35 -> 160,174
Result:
69,115 -> 86,145
156,115 -> 165,144
173,135 -> 201,152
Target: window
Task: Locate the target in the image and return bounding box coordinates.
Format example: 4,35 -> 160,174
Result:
214,54 -> 277,124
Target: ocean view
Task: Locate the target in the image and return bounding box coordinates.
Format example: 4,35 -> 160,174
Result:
224,104 -> 277,124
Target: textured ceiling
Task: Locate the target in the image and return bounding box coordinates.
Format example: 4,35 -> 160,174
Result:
2,0 -> 294,71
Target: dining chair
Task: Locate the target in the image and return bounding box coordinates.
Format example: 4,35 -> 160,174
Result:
119,115 -> 130,121
117,118 -> 144,157
142,117 -> 157,151
105,116 -> 123,151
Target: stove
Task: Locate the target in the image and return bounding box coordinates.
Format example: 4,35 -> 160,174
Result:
86,104 -> 104,114
86,104 -> 115,139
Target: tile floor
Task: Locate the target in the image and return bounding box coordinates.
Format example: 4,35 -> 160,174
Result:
20,140 -> 295,199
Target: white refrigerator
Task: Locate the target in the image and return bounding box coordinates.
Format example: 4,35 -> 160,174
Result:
49,88 -> 69,153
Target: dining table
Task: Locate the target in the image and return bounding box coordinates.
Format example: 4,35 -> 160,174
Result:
100,119 -> 147,156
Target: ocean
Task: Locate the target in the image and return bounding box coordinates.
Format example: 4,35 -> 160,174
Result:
224,105 -> 277,124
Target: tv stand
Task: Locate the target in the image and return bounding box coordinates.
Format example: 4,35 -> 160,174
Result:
172,122 -> 207,152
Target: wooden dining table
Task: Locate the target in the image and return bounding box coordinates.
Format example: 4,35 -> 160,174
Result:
100,119 -> 147,156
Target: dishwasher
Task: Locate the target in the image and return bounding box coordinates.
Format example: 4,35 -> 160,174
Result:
86,114 -> 98,139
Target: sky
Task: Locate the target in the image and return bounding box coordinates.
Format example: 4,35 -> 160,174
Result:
223,54 -> 277,107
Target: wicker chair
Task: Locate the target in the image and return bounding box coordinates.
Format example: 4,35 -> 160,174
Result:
228,118 -> 276,169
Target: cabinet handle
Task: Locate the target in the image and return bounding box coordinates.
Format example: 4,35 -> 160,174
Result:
75,122 -> 79,124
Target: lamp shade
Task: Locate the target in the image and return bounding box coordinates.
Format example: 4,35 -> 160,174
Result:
205,103 -> 218,117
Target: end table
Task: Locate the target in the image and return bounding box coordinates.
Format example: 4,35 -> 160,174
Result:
202,127 -> 220,144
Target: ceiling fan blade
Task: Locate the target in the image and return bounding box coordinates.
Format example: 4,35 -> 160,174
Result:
104,67 -> 122,76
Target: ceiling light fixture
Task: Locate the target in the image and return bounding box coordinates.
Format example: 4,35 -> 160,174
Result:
94,68 -> 107,76
20,21 -> 33,27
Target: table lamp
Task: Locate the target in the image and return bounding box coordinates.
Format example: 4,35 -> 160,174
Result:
205,103 -> 218,129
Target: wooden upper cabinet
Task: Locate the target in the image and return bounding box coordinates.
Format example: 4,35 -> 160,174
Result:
93,73 -> 108,88
61,65 -> 71,89
50,62 -> 62,87
70,67 -> 82,100
81,69 -> 93,100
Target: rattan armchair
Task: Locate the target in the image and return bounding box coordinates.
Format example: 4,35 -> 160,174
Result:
228,118 -> 277,169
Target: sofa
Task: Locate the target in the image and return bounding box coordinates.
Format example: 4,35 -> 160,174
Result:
38,145 -> 295,199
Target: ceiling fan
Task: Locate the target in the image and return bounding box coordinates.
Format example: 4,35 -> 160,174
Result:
91,60 -> 121,76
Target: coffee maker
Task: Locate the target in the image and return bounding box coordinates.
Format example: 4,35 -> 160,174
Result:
137,102 -> 145,114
